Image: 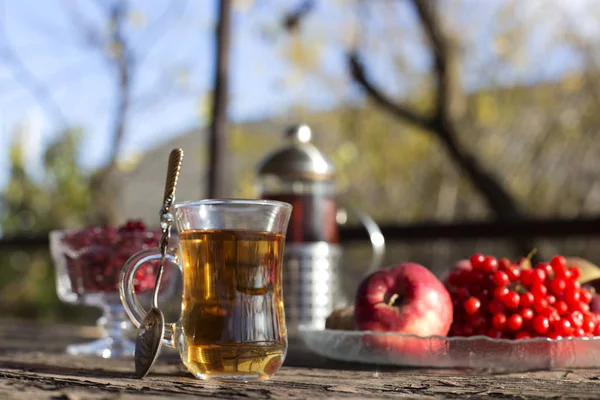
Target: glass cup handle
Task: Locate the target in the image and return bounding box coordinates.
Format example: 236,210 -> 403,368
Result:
119,248 -> 180,348
337,207 -> 386,274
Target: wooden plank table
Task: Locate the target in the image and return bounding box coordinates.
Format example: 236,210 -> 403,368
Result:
1,319 -> 600,399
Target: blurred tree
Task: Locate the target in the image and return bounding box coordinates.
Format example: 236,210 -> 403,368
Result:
0,129 -> 93,320
207,0 -> 233,198
348,0 -> 523,222
0,0 -> 188,225
1,129 -> 91,233
87,1 -> 134,226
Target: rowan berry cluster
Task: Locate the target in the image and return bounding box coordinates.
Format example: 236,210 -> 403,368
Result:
446,254 -> 599,339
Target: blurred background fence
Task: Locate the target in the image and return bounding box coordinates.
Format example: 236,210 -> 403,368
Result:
2,216 -> 599,323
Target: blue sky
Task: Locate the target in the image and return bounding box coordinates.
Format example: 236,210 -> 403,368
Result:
0,0 -> 342,184
0,0 -> 595,188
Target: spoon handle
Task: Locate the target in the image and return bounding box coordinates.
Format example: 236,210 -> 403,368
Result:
162,148 -> 184,215
153,148 -> 184,309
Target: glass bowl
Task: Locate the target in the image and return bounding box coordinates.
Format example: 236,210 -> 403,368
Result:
299,327 -> 600,371
49,225 -> 175,358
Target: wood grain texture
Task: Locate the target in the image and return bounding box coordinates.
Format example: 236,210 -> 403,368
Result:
1,319 -> 600,399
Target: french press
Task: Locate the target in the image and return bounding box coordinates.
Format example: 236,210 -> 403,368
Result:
256,124 -> 385,336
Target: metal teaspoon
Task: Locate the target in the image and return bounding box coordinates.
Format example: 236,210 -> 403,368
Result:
134,148 -> 184,378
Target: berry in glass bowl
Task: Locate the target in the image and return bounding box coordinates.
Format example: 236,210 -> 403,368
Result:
50,219 -> 174,358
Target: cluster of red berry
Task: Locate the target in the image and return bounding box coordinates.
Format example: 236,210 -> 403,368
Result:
61,220 -> 161,294
446,253 -> 600,340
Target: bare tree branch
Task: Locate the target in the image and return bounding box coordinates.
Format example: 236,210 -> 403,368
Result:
411,0 -> 452,121
89,1 -> 133,170
349,51 -> 433,129
283,0 -> 315,32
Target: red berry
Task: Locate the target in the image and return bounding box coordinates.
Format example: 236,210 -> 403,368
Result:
449,324 -> 461,336
488,299 -> 505,314
550,278 -> 566,295
548,332 -> 563,340
470,253 -> 485,270
530,284 -> 547,298
594,323 -> 600,336
533,297 -> 549,313
550,255 -> 567,273
519,292 -> 535,308
554,319 -> 573,337
493,271 -> 510,286
546,294 -> 556,305
533,316 -> 550,334
557,268 -> 573,280
507,314 -> 523,330
499,258 -> 512,269
519,307 -> 534,321
482,256 -> 498,273
448,271 -> 466,287
492,313 -> 507,330
468,284 -> 485,298
565,288 -> 581,306
582,289 -> 593,304
568,311 -> 584,328
503,291 -> 520,309
584,315 -> 596,333
579,303 -> 590,313
521,269 -> 534,286
543,307 -> 560,323
531,269 -> 547,285
468,271 -> 485,284
568,266 -> 581,281
555,300 -> 568,315
464,297 -> 481,315
515,331 -> 532,340
567,280 -> 582,291
575,327 -> 586,337
505,266 -> 521,282
494,286 -> 509,300
535,262 -> 553,278
487,329 -> 503,339
456,287 -> 470,300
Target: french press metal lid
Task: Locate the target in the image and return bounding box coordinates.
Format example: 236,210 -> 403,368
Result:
257,124 -> 335,182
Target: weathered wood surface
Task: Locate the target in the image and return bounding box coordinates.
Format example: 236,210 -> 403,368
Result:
2,319 -> 600,399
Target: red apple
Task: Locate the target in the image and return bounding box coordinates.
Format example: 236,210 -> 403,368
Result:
355,262 -> 453,336
582,278 -> 600,313
590,294 -> 600,314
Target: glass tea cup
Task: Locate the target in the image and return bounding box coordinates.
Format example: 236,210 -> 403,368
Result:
119,199 -> 292,381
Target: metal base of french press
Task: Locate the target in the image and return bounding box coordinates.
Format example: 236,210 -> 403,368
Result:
282,242 -> 343,346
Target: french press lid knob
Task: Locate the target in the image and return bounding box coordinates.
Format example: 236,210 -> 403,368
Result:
257,124 -> 335,181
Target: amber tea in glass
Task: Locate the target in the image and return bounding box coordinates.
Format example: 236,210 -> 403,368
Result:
120,200 -> 292,381
180,229 -> 286,378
